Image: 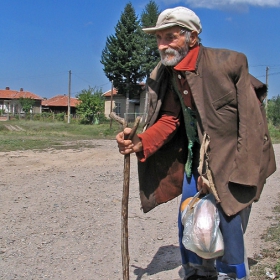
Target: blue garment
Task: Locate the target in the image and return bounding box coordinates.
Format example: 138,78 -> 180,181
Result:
178,172 -> 250,279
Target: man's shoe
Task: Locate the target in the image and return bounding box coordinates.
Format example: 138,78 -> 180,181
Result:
185,273 -> 236,280
185,275 -> 217,280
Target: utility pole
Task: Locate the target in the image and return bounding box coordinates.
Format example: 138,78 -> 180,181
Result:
265,67 -> 269,112
68,70 -> 71,124
110,81 -> 114,129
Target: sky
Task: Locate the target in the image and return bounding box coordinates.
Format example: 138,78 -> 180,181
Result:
1,0 -> 280,99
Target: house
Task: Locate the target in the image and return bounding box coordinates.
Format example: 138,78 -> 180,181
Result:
103,83 -> 147,122
0,87 -> 43,114
41,95 -> 81,115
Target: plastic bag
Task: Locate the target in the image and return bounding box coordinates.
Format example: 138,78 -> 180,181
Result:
181,192 -> 224,259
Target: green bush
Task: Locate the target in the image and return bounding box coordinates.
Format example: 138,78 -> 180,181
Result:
54,112 -> 65,122
32,114 -> 42,121
40,112 -> 54,121
268,122 -> 280,144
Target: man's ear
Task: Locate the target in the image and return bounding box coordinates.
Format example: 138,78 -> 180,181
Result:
189,31 -> 198,47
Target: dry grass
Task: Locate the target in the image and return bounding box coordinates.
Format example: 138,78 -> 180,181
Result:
0,120 -> 123,152
250,195 -> 280,279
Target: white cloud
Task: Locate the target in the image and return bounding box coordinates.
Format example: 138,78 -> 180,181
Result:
230,0 -> 280,5
160,0 -> 280,9
85,22 -> 93,27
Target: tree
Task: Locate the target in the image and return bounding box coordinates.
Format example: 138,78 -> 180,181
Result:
101,2 -> 146,120
141,0 -> 160,78
267,95 -> 280,126
18,97 -> 35,113
141,1 -> 161,116
76,87 -> 104,124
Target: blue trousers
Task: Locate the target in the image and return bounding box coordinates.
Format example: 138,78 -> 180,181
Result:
178,172 -> 250,279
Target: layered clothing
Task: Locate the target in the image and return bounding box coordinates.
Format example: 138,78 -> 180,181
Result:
138,44 -> 276,216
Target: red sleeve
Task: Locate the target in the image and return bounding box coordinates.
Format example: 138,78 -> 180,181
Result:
137,114 -> 180,161
136,85 -> 181,162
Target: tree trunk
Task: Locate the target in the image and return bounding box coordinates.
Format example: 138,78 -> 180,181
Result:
125,91 -> 129,122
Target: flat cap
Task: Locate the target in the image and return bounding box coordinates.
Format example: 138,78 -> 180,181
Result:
142,6 -> 202,34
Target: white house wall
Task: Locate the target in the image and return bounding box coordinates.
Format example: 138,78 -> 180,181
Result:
2,100 -> 42,114
104,90 -> 147,122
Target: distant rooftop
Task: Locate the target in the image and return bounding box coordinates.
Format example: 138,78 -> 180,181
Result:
0,87 -> 43,100
42,95 -> 80,107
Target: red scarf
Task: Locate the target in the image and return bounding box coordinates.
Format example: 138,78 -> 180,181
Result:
174,44 -> 199,72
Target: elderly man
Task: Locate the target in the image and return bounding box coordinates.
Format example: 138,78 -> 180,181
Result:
116,6 -> 276,280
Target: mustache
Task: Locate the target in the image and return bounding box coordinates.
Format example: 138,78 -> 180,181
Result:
160,48 -> 177,56
159,46 -> 188,66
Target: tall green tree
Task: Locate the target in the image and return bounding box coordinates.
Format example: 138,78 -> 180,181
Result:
101,2 -> 146,119
267,95 -> 280,126
18,97 -> 35,113
141,0 -> 160,78
76,87 -> 104,124
140,1 -> 161,116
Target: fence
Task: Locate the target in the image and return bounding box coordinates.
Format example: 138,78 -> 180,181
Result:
1,112 -> 148,125
123,113 -> 147,123
1,112 -> 80,122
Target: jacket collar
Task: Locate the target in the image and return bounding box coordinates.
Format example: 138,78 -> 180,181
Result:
174,44 -> 200,72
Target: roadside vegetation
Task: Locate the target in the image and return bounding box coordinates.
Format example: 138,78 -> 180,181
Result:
250,194 -> 280,280
0,119 -> 125,152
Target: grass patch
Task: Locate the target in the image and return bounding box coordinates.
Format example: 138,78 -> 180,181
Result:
0,119 -> 145,152
249,194 -> 280,279
0,119 -> 278,152
0,120 -> 125,152
269,123 -> 280,144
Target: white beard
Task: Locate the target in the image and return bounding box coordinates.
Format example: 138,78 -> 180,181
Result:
160,47 -> 189,66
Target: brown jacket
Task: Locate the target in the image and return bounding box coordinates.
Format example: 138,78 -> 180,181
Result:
138,45 -> 276,215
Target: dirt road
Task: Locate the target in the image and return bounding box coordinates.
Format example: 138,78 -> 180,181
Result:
0,140 -> 279,279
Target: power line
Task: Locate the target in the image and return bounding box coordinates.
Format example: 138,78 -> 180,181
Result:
64,72 -> 110,89
0,71 -> 67,82
71,73 -> 93,85
1,70 -> 111,92
250,64 -> 280,68
268,71 -> 280,76
255,71 -> 280,79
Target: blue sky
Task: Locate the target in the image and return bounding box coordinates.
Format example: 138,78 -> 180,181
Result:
1,0 -> 280,99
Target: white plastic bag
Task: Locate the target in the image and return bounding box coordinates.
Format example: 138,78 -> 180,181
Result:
181,193 -> 224,259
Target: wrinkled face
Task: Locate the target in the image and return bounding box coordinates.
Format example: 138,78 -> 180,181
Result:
155,26 -> 189,66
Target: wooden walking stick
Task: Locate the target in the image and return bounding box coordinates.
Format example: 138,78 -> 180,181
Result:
110,112 -> 141,280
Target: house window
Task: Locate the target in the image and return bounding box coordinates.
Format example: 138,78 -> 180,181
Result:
115,102 -> 121,116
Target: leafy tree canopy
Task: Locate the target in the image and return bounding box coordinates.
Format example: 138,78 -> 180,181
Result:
141,0 -> 161,77
101,2 -> 146,98
267,95 -> 280,126
76,87 -> 104,124
18,97 -> 35,113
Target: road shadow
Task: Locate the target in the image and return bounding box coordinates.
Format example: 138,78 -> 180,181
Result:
131,249 -> 258,279
248,257 -> 258,268
132,244 -> 183,279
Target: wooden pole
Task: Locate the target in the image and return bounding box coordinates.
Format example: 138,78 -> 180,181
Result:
265,66 -> 269,113
109,112 -> 140,280
110,81 -> 114,129
68,70 -> 71,124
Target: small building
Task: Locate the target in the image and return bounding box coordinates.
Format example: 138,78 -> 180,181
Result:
0,87 -> 43,114
103,84 -> 147,122
41,95 -> 81,115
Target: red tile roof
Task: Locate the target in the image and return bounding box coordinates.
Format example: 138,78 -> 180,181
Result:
42,95 -> 80,107
103,83 -> 146,97
103,87 -> 118,97
0,87 -> 43,100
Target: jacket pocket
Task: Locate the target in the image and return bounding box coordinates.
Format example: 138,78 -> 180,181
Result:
212,91 -> 235,110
